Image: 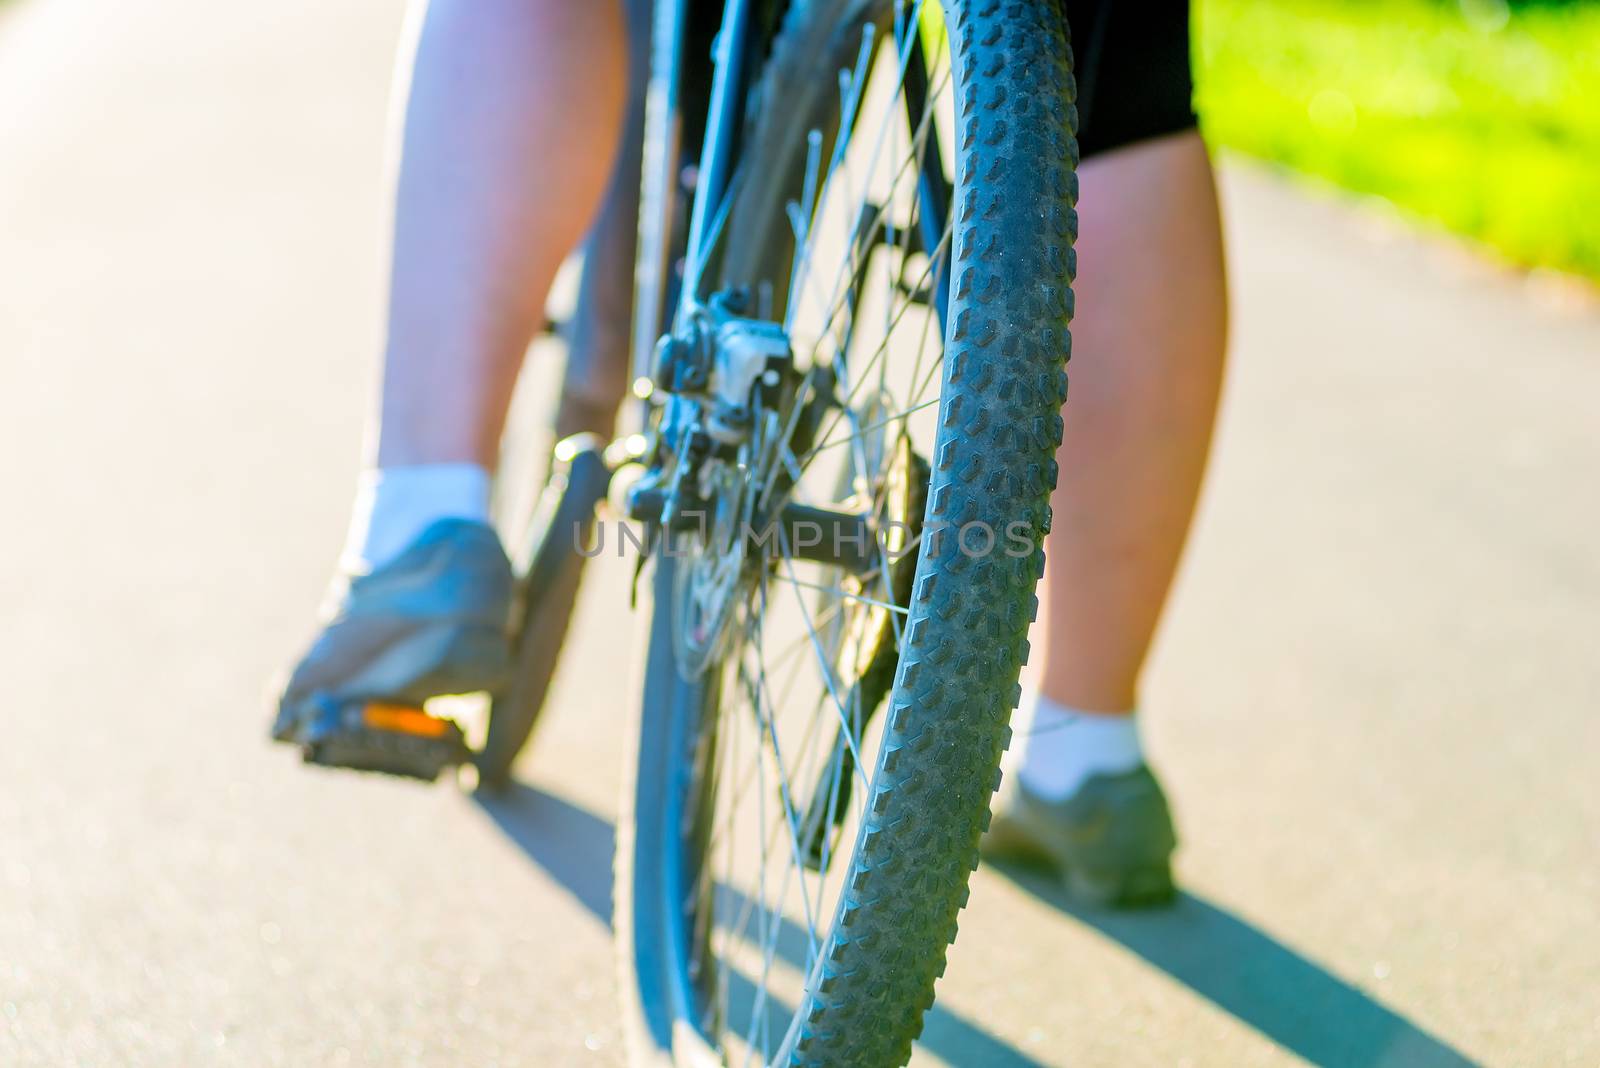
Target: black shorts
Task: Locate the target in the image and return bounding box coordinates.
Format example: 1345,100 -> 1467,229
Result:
668,0 -> 1196,162
1063,0 -> 1197,160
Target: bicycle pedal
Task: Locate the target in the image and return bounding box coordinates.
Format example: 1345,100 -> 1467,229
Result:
302,701 -> 471,782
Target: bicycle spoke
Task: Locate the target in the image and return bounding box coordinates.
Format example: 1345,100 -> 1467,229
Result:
775,573 -> 909,616
799,395 -> 941,460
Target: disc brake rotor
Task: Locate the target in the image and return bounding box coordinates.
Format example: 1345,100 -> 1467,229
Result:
674,455 -> 754,679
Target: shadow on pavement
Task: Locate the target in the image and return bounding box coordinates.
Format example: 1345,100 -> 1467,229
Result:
993,862 -> 1482,1068
475,782 -> 1048,1068
475,779 -> 616,923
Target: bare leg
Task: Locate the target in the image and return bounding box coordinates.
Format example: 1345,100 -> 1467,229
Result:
1036,131 -> 1228,714
374,0 -> 626,469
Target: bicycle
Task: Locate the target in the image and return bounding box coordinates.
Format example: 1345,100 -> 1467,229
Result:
481,1 -> 1078,1063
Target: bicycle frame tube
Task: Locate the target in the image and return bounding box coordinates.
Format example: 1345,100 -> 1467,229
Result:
631,0 -> 759,424
677,0 -> 758,320
631,0 -> 689,399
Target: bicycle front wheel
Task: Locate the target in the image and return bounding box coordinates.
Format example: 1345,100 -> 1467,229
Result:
618,2 -> 1078,1064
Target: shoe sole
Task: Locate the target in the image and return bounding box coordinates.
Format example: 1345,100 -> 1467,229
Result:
277,698 -> 471,781
982,815 -> 1176,909
272,625 -> 506,780
302,702 -> 471,781
1064,862 -> 1175,909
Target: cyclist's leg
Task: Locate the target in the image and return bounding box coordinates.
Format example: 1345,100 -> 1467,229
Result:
272,0 -> 626,771
377,0 -> 626,469
988,0 -> 1224,903
993,133 -> 1225,900
1035,131 -> 1227,717
554,0 -> 652,443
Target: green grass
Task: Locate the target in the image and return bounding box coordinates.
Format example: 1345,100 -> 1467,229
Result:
1196,0 -> 1600,279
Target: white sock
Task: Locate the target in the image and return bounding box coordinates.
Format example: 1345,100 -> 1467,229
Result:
1014,689 -> 1144,801
340,463 -> 492,573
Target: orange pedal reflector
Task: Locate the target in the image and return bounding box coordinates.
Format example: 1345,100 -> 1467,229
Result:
361,702 -> 450,738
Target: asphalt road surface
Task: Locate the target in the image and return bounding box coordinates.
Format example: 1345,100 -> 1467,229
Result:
2,1 -> 1596,1065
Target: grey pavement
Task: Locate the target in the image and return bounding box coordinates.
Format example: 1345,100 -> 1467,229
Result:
1,1 -> 1596,1065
